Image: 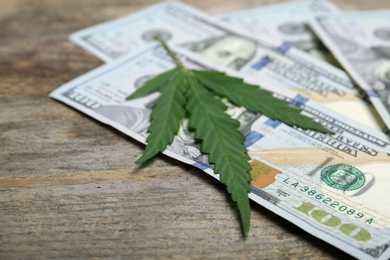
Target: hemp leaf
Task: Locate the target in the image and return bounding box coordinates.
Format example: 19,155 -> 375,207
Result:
126,37 -> 332,235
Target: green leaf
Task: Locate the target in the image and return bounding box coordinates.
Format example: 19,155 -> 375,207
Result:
126,67 -> 181,100
193,70 -> 333,134
135,70 -> 187,164
125,37 -> 334,235
185,73 -> 252,234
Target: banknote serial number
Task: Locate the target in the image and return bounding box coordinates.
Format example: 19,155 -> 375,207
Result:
283,178 -> 373,224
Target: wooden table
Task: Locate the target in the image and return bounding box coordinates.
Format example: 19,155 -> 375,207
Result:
1,0 -> 389,259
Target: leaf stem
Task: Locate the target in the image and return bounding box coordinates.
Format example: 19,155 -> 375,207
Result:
153,35 -> 185,68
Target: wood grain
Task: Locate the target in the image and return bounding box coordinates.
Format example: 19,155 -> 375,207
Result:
1,0 -> 389,259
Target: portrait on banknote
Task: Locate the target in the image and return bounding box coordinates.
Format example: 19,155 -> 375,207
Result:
183,35 -> 257,70
170,103 -> 260,164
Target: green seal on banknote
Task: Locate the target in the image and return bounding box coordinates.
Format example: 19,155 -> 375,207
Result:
321,164 -> 365,191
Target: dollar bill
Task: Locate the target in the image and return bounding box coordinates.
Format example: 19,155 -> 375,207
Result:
217,0 -> 341,67
310,11 -> 390,132
69,1 -> 385,132
50,42 -> 390,260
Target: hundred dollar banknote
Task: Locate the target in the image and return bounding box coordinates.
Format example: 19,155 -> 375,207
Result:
50,42 -> 390,260
310,11 -> 390,132
217,0 -> 341,67
69,1 -> 385,132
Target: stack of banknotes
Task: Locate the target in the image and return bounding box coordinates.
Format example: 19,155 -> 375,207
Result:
49,1 -> 390,259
